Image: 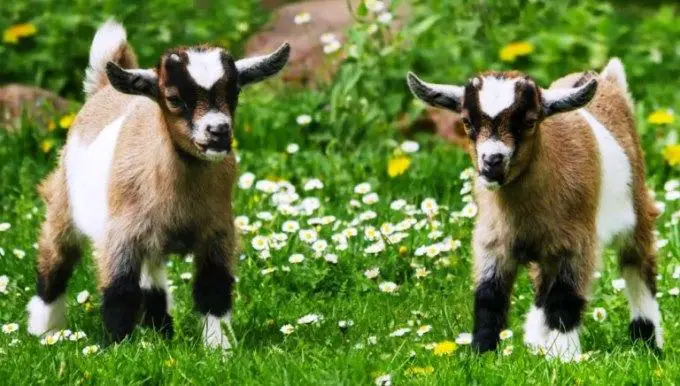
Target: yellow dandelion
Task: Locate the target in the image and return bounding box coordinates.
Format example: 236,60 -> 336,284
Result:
648,109 -> 674,125
432,340 -> 457,356
387,156 -> 411,177
663,145 -> 680,166
405,365 -> 434,377
58,113 -> 76,129
499,41 -> 535,62
398,245 -> 408,255
40,139 -> 55,153
47,120 -> 56,131
3,23 -> 37,44
231,137 -> 239,149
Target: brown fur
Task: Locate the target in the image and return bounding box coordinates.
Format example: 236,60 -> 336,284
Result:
38,88 -> 237,289
473,69 -> 657,299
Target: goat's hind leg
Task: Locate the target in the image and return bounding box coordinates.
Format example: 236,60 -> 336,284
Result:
619,229 -> 663,349
28,196 -> 82,336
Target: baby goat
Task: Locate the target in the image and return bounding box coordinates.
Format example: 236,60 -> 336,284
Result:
407,59 -> 662,361
28,20 -> 289,348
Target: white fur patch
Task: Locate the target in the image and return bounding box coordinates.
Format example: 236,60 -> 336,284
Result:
202,313 -> 234,350
478,77 -> 519,118
66,113 -> 127,242
476,139 -> 513,167
27,295 -> 66,336
140,261 -> 172,311
84,19 -> 127,96
545,329 -> 581,362
193,111 -> 231,142
579,109 -> 636,245
523,306 -> 549,349
622,266 -> 663,347
187,50 -> 225,90
601,58 -> 628,93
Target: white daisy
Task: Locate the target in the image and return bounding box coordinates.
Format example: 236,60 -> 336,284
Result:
592,307 -> 607,321
299,229 -> 318,244
389,327 -> 411,337
354,182 -> 372,195
304,179 -> 324,191
282,220 -> 300,233
379,281 -> 398,293
297,313 -> 323,325
293,12 -> 311,25
238,173 -> 255,189
82,345 -> 99,356
296,115 -> 312,126
280,324 -> 295,335
364,267 -> 380,279
0,223 -> 10,232
76,290 -> 90,304
251,235 -> 269,251
289,254 -> 305,264
400,140 -> 420,153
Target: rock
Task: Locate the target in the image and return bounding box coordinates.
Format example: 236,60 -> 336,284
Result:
404,108 -> 469,150
246,0 -> 408,85
0,84 -> 75,130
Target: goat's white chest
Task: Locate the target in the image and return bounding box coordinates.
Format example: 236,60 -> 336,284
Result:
65,115 -> 125,242
579,109 -> 636,245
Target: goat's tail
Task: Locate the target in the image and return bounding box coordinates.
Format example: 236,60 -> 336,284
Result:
600,57 -> 633,108
83,19 -> 138,99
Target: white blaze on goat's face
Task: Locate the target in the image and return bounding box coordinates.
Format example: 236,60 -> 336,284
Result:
477,76 -> 520,118
186,49 -> 226,90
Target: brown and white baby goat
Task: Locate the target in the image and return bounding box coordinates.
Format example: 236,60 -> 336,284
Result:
28,20 -> 289,348
407,58 -> 662,361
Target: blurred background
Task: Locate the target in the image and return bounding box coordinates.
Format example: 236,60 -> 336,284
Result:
1,0 -> 679,171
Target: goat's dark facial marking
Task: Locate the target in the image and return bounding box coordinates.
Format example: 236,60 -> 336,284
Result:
461,73 -> 543,190
158,47 -> 239,161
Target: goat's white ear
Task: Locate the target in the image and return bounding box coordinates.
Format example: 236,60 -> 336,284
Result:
406,72 -> 464,112
235,42 -> 290,87
541,78 -> 598,116
105,62 -> 159,100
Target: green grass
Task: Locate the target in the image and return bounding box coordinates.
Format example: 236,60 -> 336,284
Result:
2,0 -> 680,384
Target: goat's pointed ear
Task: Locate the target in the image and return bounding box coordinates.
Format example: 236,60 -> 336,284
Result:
406,72 -> 464,112
235,42 -> 290,88
105,62 -> 160,100
541,78 -> 598,117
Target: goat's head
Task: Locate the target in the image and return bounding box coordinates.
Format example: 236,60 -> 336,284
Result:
407,71 -> 597,190
105,43 -> 290,161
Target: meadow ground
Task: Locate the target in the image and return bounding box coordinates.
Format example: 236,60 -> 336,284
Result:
2,0 -> 680,385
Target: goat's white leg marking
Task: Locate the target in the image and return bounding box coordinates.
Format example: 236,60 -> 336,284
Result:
140,260 -> 172,311
622,266 -> 663,347
545,329 -> 581,362
27,295 -> 66,336
523,305 -> 548,350
203,312 -> 234,350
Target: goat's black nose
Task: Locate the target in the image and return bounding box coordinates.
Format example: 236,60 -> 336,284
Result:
207,123 -> 230,135
483,153 -> 504,167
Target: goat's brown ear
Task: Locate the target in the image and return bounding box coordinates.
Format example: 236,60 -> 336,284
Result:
105,62 -> 160,100
541,78 -> 598,116
235,42 -> 290,87
406,72 -> 464,112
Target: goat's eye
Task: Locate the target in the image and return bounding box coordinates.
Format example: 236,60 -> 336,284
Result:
167,96 -> 186,110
